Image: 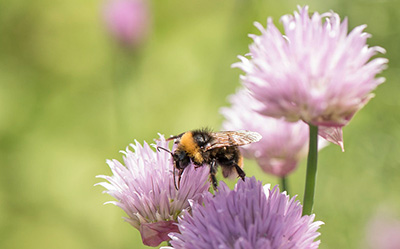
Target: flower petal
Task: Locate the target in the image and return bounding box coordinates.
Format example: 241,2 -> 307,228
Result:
318,126 -> 344,151
139,220 -> 179,247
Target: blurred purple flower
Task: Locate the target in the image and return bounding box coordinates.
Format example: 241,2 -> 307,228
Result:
221,88 -> 327,177
234,5 -> 387,130
163,177 -> 323,249
102,0 -> 150,47
96,135 -> 210,247
366,211 -> 400,249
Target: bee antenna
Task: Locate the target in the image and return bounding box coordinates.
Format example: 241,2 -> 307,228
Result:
173,168 -> 179,190
156,146 -> 179,190
166,136 -> 178,142
156,146 -> 173,156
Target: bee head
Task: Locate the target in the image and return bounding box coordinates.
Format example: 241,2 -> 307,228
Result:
157,145 -> 190,190
173,149 -> 190,170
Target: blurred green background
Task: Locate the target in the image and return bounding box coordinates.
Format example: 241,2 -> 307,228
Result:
1,0 -> 399,248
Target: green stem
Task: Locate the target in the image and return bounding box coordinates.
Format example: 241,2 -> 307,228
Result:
281,176 -> 289,194
110,46 -> 142,146
302,124 -> 319,216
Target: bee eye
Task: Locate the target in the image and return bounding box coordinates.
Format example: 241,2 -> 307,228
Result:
178,153 -> 186,160
194,134 -> 209,146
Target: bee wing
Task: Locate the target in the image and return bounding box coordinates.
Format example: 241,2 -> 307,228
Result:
204,130 -> 262,151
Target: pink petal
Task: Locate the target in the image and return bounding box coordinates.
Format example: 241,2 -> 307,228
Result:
139,220 -> 180,247
318,126 -> 344,151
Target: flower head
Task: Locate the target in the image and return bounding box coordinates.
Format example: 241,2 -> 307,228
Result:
102,0 -> 150,47
234,6 -> 387,128
221,88 -> 327,177
96,135 -> 210,247
165,177 -> 323,249
365,210 -> 400,249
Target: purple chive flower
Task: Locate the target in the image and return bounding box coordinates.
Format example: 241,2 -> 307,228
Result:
221,88 -> 327,177
234,5 -> 387,139
96,135 -> 210,247
102,0 -> 150,47
365,211 -> 400,249
163,177 -> 323,249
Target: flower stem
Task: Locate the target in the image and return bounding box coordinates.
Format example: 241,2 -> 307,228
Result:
281,176 -> 288,194
302,124 -> 319,216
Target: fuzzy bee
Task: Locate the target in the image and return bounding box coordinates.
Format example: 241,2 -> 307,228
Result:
158,128 -> 262,190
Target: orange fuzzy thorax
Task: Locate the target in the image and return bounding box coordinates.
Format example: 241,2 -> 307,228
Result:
179,132 -> 204,164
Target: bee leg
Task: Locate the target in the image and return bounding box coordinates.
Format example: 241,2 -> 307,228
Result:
177,169 -> 183,189
173,168 -> 179,190
209,160 -> 218,190
233,163 -> 246,181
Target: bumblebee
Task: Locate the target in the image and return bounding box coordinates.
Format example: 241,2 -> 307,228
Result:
158,128 -> 262,190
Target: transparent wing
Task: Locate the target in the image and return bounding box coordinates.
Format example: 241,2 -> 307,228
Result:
204,130 -> 262,151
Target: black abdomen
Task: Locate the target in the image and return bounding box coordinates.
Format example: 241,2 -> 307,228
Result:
212,146 -> 240,166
